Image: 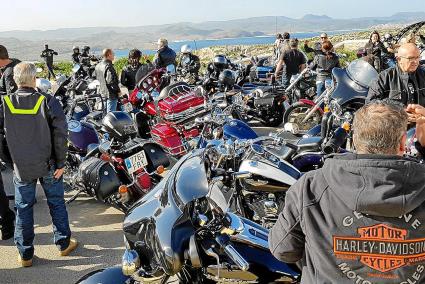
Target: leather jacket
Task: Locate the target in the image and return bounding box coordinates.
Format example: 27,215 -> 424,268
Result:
154,46 -> 176,68
120,63 -> 141,91
95,59 -> 120,99
72,52 -> 80,64
310,53 -> 340,81
0,59 -> 20,95
366,65 -> 425,106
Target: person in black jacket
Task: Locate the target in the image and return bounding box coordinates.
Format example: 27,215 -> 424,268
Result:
310,41 -> 340,97
154,38 -> 176,69
40,44 -> 57,80
0,45 -> 20,95
274,39 -> 307,89
95,49 -> 120,112
0,45 -> 19,240
364,31 -> 390,72
71,46 -> 80,65
0,62 -> 77,266
304,32 -> 329,55
367,43 -> 425,106
270,100 -> 425,283
121,49 -> 153,92
177,44 -> 200,82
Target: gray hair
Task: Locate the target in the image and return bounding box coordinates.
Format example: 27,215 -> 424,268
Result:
13,62 -> 37,87
157,38 -> 168,48
353,100 -> 408,155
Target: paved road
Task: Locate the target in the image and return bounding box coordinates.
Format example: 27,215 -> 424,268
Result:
0,124 -> 290,284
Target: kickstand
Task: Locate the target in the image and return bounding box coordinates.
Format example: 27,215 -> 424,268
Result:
65,188 -> 85,204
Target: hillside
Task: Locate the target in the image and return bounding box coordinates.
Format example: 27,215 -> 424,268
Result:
1,12 -> 424,61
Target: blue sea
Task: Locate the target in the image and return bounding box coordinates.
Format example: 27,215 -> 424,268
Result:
114,30 -> 350,58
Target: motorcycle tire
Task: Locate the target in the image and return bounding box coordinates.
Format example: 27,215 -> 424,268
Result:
283,102 -> 323,133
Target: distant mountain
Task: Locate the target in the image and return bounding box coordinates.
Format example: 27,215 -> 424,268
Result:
1,12 -> 424,60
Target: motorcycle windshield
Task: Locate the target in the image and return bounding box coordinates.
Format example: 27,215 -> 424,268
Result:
330,59 -> 378,106
346,59 -> 378,89
173,151 -> 210,205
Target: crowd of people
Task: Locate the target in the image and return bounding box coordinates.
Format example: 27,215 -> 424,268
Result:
1,28 -> 425,283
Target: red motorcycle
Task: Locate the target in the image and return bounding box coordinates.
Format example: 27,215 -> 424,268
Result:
124,68 -> 208,157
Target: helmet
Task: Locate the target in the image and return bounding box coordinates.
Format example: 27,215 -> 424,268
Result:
218,69 -> 236,89
101,111 -> 137,141
36,78 -> 52,93
72,46 -> 79,51
82,46 -> 90,52
180,44 -> 192,54
213,55 -> 228,70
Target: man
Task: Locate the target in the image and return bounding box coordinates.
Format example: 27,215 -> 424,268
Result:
0,45 -> 20,240
270,100 -> 425,283
274,38 -> 306,89
274,32 -> 291,63
40,44 -> 58,80
0,45 -> 20,95
177,44 -> 200,81
154,38 -> 176,69
304,32 -> 329,55
95,48 -> 120,112
71,46 -> 80,65
0,62 -> 77,267
121,49 -> 153,92
367,43 -> 425,106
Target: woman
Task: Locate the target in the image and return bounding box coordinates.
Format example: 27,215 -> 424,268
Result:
310,41 -> 340,97
364,31 -> 389,72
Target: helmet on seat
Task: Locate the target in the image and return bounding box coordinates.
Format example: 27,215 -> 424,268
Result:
213,55 -> 228,70
101,111 -> 137,141
180,44 -> 192,54
218,69 -> 236,89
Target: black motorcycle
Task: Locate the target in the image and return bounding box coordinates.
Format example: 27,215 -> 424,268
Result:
76,149 -> 300,284
66,111 -> 171,212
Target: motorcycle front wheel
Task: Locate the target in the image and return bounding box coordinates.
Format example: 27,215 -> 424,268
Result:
283,102 -> 322,133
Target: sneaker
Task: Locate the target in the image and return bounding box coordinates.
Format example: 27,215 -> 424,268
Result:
59,238 -> 78,256
18,255 -> 33,267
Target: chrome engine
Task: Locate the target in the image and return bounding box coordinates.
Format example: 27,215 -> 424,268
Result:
245,192 -> 285,229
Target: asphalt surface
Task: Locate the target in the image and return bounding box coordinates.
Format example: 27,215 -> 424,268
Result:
0,125 -> 290,284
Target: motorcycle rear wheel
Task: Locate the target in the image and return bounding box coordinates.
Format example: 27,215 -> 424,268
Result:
283,102 -> 322,133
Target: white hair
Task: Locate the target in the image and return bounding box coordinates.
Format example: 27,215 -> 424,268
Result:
157,38 -> 168,48
13,62 -> 37,87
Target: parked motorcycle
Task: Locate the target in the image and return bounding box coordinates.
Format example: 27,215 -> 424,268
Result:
127,68 -> 209,157
76,149 -> 300,284
283,59 -> 378,134
66,111 -> 171,212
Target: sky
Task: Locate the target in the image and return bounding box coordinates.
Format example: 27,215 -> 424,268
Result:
1,0 -> 424,31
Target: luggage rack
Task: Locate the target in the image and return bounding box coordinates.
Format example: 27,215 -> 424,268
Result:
150,133 -> 189,157
164,84 -> 202,102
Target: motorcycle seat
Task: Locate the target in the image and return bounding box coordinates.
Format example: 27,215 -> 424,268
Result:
296,136 -> 322,152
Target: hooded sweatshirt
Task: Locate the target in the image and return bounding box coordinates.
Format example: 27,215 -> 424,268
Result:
269,153 -> 425,284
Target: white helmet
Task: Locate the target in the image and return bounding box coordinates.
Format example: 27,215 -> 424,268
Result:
180,44 -> 192,54
36,78 -> 52,93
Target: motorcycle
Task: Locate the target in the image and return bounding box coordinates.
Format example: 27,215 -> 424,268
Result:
283,59 -> 378,134
66,111 -> 171,212
127,68 -> 209,157
76,149 -> 300,284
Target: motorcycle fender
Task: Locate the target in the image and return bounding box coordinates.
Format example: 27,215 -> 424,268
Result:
238,159 -> 299,186
298,99 -> 324,114
76,266 -> 130,284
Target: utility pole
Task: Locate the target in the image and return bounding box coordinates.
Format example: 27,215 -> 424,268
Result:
275,16 -> 277,35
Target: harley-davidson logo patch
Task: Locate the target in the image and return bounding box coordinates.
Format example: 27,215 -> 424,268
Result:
333,224 -> 425,273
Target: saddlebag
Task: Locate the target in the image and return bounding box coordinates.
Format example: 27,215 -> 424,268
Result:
78,157 -> 121,202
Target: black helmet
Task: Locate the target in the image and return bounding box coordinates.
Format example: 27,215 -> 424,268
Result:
101,111 -> 137,141
213,55 -> 228,70
218,69 -> 236,89
82,46 -> 90,52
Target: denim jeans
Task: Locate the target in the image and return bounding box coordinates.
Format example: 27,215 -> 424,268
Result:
107,98 -> 118,113
316,79 -> 333,98
14,169 -> 71,260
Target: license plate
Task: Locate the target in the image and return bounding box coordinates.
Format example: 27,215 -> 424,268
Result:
122,102 -> 133,112
124,151 -> 148,175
